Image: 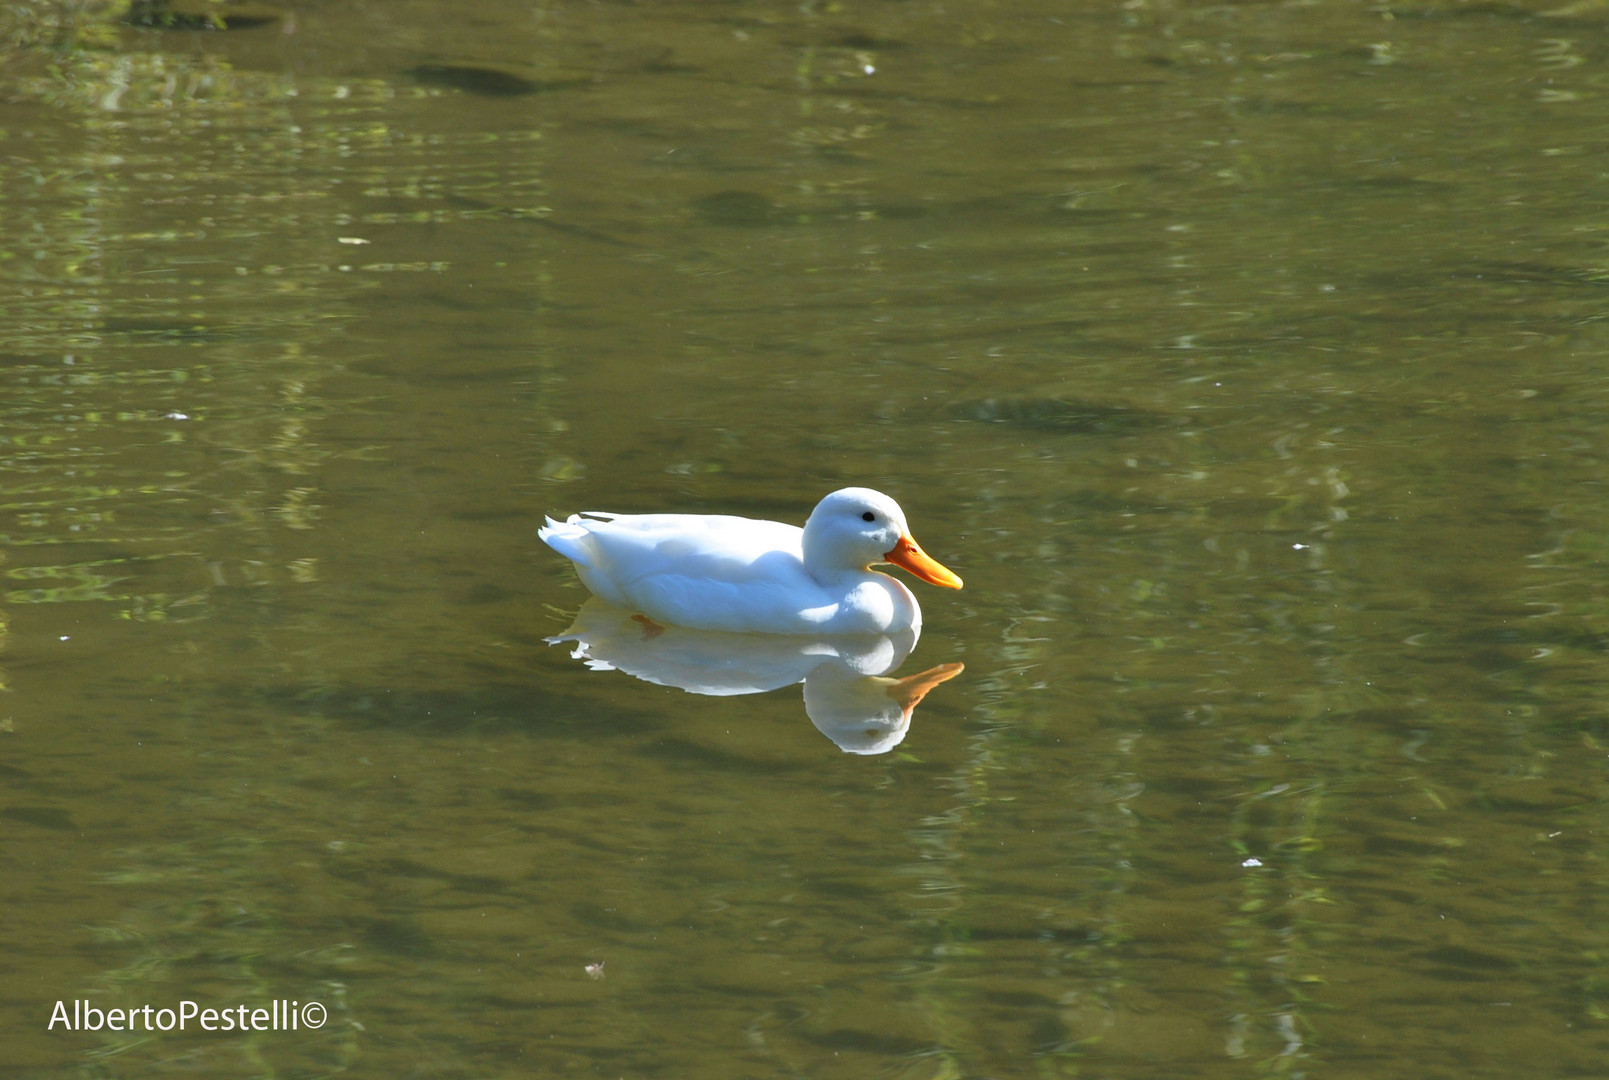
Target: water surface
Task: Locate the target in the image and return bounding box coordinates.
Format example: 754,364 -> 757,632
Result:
4,0 -> 1609,1076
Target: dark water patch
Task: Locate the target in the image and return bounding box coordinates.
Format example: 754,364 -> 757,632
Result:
1457,625 -> 1544,647
799,1028 -> 933,1055
1232,97 -> 1340,118
639,737 -> 806,774
636,49 -> 702,75
272,687 -> 520,732
984,988 -> 1063,1008
526,214 -> 644,248
951,396 -> 1169,435
1454,262 -> 1609,288
570,902 -> 658,933
462,582 -> 517,604
1418,945 -> 1520,971
797,875 -> 883,902
1347,173 -> 1455,191
1339,706 -> 1440,731
98,318 -> 255,343
381,858 -> 512,895
828,31 -> 911,50
1360,830 -> 1462,857
892,191 -> 1157,224
409,64 -> 588,97
2,805 -> 76,830
1473,784 -> 1588,814
692,190 -> 783,228
238,682 -> 659,738
1383,2 -> 1538,20
1462,647 -> 1527,674
358,916 -> 435,956
412,363 -> 539,385
695,979 -> 785,998
1143,770 -> 1231,799
1056,488 -> 1178,516
760,192 -> 1135,226
443,194 -> 643,247
496,788 -> 559,811
290,775 -> 356,794
501,787 -> 621,811
125,0 -> 284,30
955,923 -> 1099,944
518,822 -> 650,856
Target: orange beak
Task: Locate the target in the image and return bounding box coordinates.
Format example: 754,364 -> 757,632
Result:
883,533 -> 963,589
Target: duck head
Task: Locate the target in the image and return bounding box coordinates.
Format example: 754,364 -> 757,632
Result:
801,488 -> 963,589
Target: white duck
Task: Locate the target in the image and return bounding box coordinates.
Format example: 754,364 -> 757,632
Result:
539,487 -> 962,635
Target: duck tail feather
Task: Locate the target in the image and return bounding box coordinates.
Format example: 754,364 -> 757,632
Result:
538,516 -> 597,569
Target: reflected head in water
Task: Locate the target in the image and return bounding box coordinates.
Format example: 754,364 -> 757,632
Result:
802,659 -> 964,754
538,487 -> 962,636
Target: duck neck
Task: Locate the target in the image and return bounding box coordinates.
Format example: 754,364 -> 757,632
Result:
801,529 -> 865,586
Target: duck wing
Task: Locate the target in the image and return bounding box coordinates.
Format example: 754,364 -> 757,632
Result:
542,512 -> 835,631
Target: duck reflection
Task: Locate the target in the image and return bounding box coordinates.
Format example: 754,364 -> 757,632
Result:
547,598 -> 963,754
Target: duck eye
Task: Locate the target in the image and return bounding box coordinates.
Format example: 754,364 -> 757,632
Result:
862,511 -> 875,522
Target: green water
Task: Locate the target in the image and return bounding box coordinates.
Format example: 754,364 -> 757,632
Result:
4,0 -> 1609,1076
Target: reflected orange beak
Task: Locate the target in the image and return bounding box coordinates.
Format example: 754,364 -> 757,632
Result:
883,533 -> 963,589
884,662 -> 965,715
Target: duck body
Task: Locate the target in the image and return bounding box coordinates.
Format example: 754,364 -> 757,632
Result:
539,488 -> 961,636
